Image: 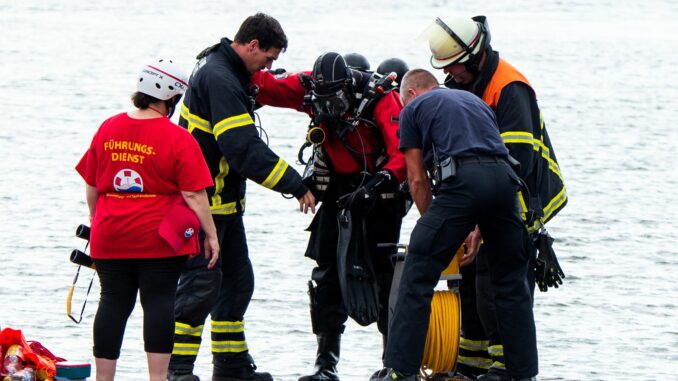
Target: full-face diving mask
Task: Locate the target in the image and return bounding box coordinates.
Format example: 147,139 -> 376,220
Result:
311,81 -> 352,119
310,52 -> 355,120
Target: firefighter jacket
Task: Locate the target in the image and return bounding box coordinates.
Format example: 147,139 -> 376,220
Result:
179,38 -> 307,217
251,70 -> 407,185
447,50 -> 567,229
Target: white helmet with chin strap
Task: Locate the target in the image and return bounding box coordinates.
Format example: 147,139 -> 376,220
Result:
419,15 -> 491,70
137,58 -> 189,100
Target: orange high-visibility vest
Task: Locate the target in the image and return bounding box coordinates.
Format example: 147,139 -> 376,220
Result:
481,58 -> 531,107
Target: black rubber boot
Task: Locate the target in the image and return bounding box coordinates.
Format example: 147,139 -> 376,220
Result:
369,368 -> 418,381
298,334 -> 341,381
476,368 -> 509,381
167,369 -> 201,381
212,354 -> 273,381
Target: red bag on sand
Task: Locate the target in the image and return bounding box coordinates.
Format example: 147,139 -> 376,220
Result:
28,341 -> 66,363
0,327 -> 57,380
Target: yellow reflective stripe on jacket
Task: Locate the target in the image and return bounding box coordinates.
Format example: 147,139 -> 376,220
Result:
211,320 -> 245,333
502,130 -> 552,153
542,149 -> 564,182
261,159 -> 289,189
503,129 -> 566,223
517,192 -> 540,233
181,104 -> 212,134
210,198 -> 245,215
521,188 -> 567,232
460,337 -> 489,351
213,113 -> 254,139
543,187 -> 567,222
175,322 -> 204,337
172,342 -> 200,356
501,131 -> 534,146
211,340 -> 248,353
211,157 -> 230,207
501,131 -> 548,158
517,191 -> 528,214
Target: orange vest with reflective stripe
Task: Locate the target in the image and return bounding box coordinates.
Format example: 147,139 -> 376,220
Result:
481,58 -> 531,108
478,57 -> 567,225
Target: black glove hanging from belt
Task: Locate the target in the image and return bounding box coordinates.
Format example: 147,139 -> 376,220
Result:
533,226 -> 565,292
337,170 -> 395,212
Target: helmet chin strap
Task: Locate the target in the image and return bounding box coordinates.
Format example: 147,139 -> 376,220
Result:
465,61 -> 480,78
464,47 -> 488,79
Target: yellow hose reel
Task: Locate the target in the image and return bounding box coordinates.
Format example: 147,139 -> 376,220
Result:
420,246 -> 464,380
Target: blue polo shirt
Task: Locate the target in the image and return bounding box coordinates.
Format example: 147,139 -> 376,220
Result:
399,87 -> 508,169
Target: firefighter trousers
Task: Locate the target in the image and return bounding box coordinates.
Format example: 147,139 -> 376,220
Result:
170,215 -> 257,372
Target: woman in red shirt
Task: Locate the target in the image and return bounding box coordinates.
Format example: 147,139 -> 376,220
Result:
76,59 -> 219,381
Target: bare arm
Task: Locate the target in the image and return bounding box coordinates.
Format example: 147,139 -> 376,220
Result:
404,148 -> 432,215
85,184 -> 98,223
181,189 -> 220,269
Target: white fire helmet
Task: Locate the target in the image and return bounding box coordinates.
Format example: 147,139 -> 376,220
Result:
418,16 -> 490,69
137,59 -> 189,100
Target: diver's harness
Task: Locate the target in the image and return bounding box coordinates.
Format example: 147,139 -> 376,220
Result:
297,72 -> 399,201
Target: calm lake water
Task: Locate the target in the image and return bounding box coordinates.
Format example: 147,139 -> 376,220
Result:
1,1 -> 677,380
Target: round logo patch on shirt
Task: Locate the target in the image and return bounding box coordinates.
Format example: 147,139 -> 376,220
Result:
113,169 -> 143,193
184,227 -> 195,239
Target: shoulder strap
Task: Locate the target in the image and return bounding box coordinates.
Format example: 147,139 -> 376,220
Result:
353,73 -> 398,123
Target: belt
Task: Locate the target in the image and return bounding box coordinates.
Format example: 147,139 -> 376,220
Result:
455,155 -> 506,167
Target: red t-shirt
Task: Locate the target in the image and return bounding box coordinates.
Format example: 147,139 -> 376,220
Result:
76,112 -> 213,259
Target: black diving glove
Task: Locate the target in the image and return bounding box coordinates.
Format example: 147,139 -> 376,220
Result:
533,228 -> 565,292
337,170 -> 395,212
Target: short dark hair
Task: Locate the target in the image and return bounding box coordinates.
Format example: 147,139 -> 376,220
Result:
401,68 -> 438,91
234,13 -> 288,52
131,91 -> 160,109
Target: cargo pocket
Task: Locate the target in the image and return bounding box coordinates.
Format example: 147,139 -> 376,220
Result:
408,213 -> 446,255
175,267 -> 222,323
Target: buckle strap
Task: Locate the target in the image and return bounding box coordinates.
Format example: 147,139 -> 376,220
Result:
379,193 -> 396,200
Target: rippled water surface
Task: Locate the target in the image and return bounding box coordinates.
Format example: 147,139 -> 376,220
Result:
1,1 -> 677,380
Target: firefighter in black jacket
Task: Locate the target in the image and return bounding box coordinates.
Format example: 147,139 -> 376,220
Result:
422,15 -> 568,380
252,52 -> 407,381
168,13 -> 315,381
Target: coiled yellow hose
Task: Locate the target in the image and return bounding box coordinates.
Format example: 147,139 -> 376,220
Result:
421,289 -> 460,377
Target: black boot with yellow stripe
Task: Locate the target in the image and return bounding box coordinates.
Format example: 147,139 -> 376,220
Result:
475,343 -> 507,381
456,336 -> 492,379
210,318 -> 273,381
168,320 -> 205,381
369,368 -> 419,381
